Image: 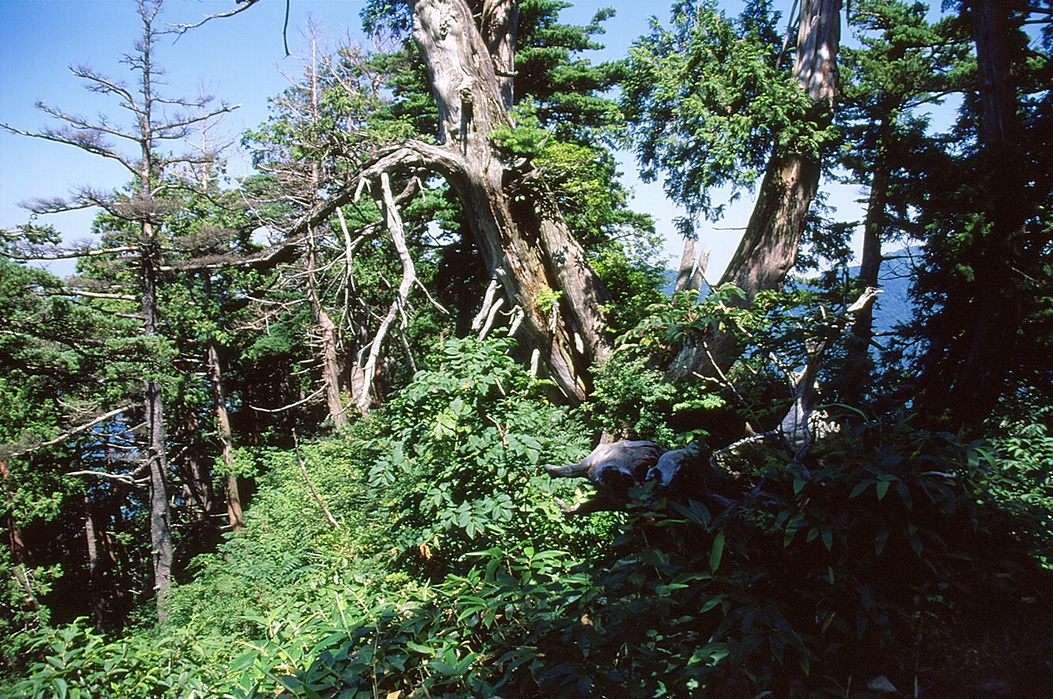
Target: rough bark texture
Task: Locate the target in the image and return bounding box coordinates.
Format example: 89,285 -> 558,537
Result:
481,0 -> 518,108
666,0 -> 840,383
206,339 -> 243,530
356,0 -> 612,403
140,235 -> 173,620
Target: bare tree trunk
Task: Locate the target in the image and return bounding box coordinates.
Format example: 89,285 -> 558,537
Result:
399,0 -> 611,402
205,337 -> 243,530
140,235 -> 173,621
666,0 -> 841,382
842,125 -> 890,404
303,35 -> 351,429
306,225 -> 350,428
83,493 -> 105,629
674,237 -> 707,294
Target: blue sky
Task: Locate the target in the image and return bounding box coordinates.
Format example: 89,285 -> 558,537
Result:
0,0 -> 853,279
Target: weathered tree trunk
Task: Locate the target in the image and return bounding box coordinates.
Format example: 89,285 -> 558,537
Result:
304,39 -> 351,429
205,338 -> 244,530
842,119 -> 890,404
83,493 -> 105,629
306,225 -> 350,428
140,235 -> 174,621
666,0 -> 841,382
673,237 -> 707,294
376,0 -> 611,403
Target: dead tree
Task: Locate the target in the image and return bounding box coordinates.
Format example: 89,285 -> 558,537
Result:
551,288 -> 880,516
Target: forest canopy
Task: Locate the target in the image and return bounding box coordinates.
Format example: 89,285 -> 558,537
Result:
1,0 -> 1051,697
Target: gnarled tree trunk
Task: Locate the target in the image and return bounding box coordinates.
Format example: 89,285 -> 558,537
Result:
357,0 -> 611,404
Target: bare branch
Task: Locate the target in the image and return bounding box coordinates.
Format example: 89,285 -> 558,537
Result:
249,385 -> 326,413
6,404 -> 138,459
35,101 -> 140,143
170,0 -> 261,33
1,243 -> 139,262
152,104 -> 240,137
66,470 -> 144,488
355,171 -> 419,414
56,289 -> 140,302
1,122 -> 137,176
292,430 -> 341,529
68,65 -> 137,107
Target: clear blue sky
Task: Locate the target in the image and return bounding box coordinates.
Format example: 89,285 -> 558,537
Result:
0,0 -> 853,279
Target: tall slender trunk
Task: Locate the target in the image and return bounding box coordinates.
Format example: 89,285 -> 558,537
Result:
303,36 -> 351,428
84,493 -> 105,629
306,226 -> 350,428
842,119 -> 891,404
205,334 -> 243,530
140,232 -> 173,620
918,0 -> 1024,431
666,0 -> 841,382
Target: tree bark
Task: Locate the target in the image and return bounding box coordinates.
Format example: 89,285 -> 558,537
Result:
306,226 -> 351,429
917,0 -> 1024,431
205,337 -> 243,530
83,493 -> 105,629
364,0 -> 613,402
674,237 -> 706,294
666,0 -> 841,383
842,118 -> 891,404
140,235 -> 173,621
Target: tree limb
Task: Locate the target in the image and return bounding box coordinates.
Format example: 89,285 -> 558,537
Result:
355,171 -> 419,414
292,430 -> 341,529
6,404 -> 138,459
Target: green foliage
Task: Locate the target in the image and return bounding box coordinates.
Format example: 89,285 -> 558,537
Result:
586,354 -> 683,443
623,0 -> 837,220
215,414 -> 1052,699
364,337 -> 596,569
991,406 -> 1053,561
1,617 -> 234,699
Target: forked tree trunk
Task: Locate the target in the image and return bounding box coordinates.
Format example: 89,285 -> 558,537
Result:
358,0 -> 611,403
666,0 -> 841,382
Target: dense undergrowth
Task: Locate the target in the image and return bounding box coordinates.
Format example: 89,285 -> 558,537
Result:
4,337 -> 1052,698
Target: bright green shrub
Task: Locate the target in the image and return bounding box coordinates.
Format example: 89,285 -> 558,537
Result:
263,412 -> 1053,699
0,617 -> 231,698
363,336 -> 603,571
